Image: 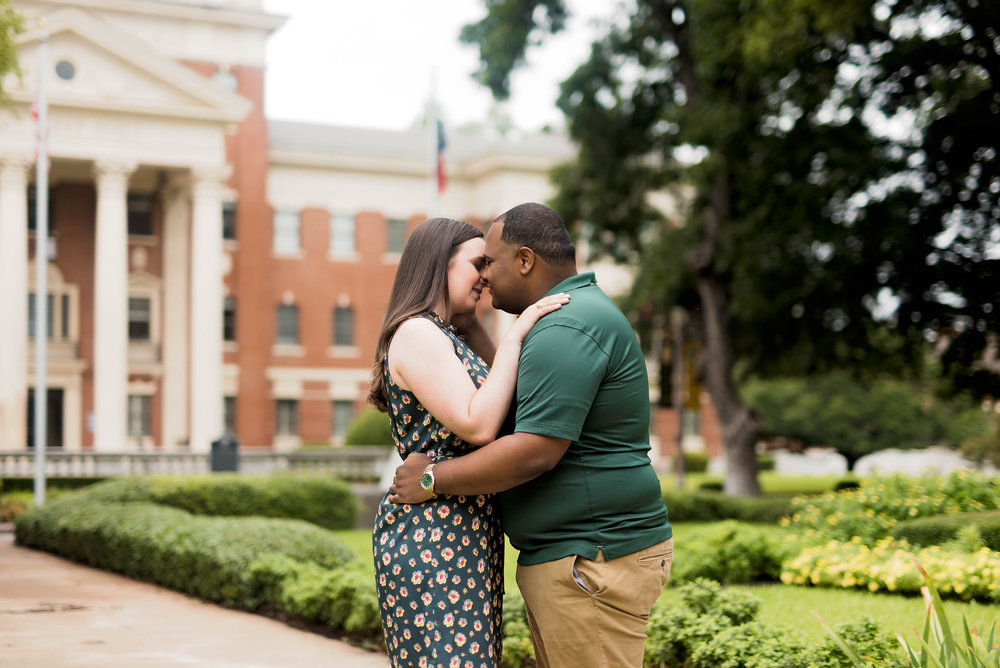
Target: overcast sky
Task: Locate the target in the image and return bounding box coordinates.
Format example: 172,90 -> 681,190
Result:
260,0 -> 608,132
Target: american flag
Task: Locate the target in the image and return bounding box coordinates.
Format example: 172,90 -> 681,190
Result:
436,119 -> 446,194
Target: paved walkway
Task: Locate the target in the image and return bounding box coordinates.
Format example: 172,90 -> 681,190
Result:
0,528 -> 389,667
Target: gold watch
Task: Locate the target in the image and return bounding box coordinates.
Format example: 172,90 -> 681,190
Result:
419,463 -> 438,499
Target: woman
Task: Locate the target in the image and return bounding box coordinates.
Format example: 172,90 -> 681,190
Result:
368,217 -> 567,668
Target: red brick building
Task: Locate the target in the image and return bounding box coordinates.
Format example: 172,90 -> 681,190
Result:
0,0 -> 576,453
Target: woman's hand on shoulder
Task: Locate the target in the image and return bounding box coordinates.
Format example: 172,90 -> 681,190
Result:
508,293 -> 570,342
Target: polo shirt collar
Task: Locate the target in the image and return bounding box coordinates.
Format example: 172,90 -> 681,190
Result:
546,272 -> 597,296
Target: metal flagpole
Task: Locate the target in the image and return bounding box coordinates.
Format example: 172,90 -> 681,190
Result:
34,26 -> 49,507
427,71 -> 439,217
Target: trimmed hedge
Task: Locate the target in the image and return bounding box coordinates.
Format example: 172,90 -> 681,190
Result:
247,554 -> 380,637
13,477 -> 383,644
891,509 -> 1000,551
662,490 -> 794,524
0,476 -> 106,492
670,521 -> 794,584
79,474 -> 358,530
14,497 -> 354,608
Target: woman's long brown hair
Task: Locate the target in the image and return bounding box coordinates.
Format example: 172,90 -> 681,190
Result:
367,218 -> 484,412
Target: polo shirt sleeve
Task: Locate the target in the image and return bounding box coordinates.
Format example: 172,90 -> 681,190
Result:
514,321 -> 608,440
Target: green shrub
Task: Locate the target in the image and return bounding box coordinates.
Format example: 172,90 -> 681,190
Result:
682,451 -> 709,473
1,491 -> 32,522
647,580 -> 905,667
344,408 -> 393,446
499,591 -> 535,668
808,617 -> 905,668
690,621 -> 811,667
662,490 -> 794,524
670,521 -> 793,584
14,497 -> 354,607
644,580 -> 816,667
891,509 -> 1000,551
78,474 -> 358,530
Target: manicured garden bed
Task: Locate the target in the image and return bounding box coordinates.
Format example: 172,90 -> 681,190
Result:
10,471 -> 1000,666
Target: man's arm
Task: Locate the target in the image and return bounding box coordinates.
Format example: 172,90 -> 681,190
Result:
387,432 -> 570,503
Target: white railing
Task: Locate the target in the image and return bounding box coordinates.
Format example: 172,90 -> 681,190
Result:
0,447 -> 394,481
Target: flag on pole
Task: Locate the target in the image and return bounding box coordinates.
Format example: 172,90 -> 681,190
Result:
436,119 -> 447,194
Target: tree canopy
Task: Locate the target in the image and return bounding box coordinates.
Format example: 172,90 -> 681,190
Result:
742,371 -> 989,469
462,0 -> 999,494
0,0 -> 24,104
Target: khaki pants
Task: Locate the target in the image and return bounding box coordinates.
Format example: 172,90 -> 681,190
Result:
515,538 -> 673,668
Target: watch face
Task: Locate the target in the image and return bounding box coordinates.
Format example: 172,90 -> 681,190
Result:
420,472 -> 433,490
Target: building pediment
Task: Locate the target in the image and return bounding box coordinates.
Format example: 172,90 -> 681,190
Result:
6,7 -> 252,124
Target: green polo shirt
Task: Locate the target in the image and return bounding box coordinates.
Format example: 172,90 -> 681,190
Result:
498,272 -> 671,565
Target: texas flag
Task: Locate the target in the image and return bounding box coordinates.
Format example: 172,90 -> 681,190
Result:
436,119 -> 447,194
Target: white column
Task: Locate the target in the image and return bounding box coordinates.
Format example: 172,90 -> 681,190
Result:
160,178 -> 190,450
0,156 -> 32,450
92,160 -> 135,451
188,167 -> 227,451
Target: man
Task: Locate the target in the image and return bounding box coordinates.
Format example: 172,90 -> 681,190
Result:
388,202 -> 672,667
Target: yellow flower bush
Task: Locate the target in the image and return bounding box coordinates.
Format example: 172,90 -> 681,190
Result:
785,472 -> 1000,544
781,537 -> 1000,601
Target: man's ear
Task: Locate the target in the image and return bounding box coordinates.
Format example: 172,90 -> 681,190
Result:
516,247 -> 535,275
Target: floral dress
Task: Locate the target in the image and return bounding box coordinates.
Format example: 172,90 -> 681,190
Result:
373,313 -> 505,668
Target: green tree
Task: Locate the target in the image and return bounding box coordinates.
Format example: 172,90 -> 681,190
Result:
742,371 -> 989,469
0,0 -> 24,103
461,0 -> 998,495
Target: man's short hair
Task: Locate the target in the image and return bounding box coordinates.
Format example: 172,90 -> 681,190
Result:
497,203 -> 576,266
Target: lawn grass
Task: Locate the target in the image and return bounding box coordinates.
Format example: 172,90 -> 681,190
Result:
339,522 -> 1000,646
658,471 -> 854,495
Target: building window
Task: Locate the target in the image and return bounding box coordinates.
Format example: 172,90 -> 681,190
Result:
333,306 -> 354,347
127,395 -> 152,438
224,396 -> 236,433
273,210 -> 300,254
332,400 -> 355,442
330,214 -> 355,257
276,304 -> 299,345
28,286 -> 75,341
55,60 -> 76,81
27,186 -> 54,234
387,218 -> 406,253
127,193 -> 154,236
212,70 -> 238,91
128,297 -> 152,340
60,294 -> 69,339
276,399 -> 298,436
27,293 -> 55,339
222,202 -> 237,240
223,297 -> 236,342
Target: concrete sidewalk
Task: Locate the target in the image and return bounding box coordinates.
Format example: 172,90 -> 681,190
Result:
0,528 -> 389,667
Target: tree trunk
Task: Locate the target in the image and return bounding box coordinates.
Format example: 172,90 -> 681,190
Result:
689,172 -> 763,497
695,275 -> 763,496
